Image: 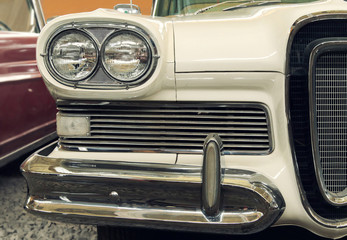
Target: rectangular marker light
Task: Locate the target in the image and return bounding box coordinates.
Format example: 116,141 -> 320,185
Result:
57,113 -> 90,136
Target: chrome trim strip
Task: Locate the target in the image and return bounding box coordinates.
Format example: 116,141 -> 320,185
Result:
67,133 -> 269,140
91,119 -> 268,126
202,134 -> 223,219
60,140 -> 268,148
152,0 -> 158,16
89,123 -> 267,130
59,145 -> 271,156
30,0 -> 45,31
308,39 -> 347,206
286,12 -> 347,228
21,143 -> 285,234
87,131 -> 269,137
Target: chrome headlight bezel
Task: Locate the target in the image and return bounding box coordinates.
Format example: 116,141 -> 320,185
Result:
43,23 -> 159,89
45,28 -> 99,83
101,30 -> 153,83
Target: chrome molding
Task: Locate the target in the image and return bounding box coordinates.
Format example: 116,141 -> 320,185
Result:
202,134 -> 223,219
41,22 -> 159,90
151,0 -> 158,16
308,39 -> 347,206
30,0 -> 45,31
21,143 -> 284,234
286,12 -> 347,228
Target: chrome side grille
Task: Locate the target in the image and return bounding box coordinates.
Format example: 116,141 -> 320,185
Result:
58,102 -> 272,155
313,51 -> 347,195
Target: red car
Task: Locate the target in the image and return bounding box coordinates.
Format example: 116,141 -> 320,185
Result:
0,0 -> 56,167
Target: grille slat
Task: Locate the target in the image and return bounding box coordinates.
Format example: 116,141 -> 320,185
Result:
90,118 -> 267,126
89,129 -> 269,137
61,144 -> 262,154
81,114 -> 267,120
58,102 -> 272,155
59,107 -> 265,115
60,139 -> 270,149
314,51 -> 347,195
90,124 -> 268,131
63,135 -> 269,142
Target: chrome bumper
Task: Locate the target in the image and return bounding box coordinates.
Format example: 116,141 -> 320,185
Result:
21,139 -> 285,234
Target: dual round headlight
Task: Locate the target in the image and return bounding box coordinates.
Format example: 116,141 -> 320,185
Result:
103,32 -> 151,81
48,29 -> 153,83
50,31 -> 98,81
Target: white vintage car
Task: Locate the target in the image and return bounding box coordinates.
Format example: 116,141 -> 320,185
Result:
21,0 -> 347,239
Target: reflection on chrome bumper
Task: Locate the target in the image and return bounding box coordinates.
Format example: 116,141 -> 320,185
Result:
21,142 -> 285,234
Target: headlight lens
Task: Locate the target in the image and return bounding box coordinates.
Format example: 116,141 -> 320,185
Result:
102,31 -> 151,82
49,30 -> 98,81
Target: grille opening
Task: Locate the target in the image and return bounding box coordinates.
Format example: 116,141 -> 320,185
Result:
58,102 -> 272,155
289,19 -> 347,219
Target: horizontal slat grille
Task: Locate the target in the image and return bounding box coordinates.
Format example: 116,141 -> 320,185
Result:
58,102 -> 272,155
315,52 -> 347,194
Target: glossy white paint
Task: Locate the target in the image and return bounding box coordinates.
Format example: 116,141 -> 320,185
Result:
176,72 -> 280,101
173,0 -> 347,73
35,0 -> 347,238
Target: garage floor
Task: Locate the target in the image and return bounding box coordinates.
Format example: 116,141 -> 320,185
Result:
0,158 -> 97,240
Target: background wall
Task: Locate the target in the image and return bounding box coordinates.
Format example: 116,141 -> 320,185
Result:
41,0 -> 153,20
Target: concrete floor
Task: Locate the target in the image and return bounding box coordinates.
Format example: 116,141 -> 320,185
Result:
0,158 -> 97,240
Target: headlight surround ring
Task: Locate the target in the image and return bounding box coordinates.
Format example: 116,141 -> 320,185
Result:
101,29 -> 153,83
46,29 -> 99,82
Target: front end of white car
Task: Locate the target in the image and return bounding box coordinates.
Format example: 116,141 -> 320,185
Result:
22,1 -> 347,238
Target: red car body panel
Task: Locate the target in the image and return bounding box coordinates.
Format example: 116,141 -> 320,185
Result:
0,32 -> 56,166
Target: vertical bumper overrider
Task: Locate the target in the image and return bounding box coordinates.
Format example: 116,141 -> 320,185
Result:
202,133 -> 223,220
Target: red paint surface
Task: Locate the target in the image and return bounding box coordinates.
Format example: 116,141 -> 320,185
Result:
0,32 -> 56,158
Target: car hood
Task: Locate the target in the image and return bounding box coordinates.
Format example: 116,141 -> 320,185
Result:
172,0 -> 347,73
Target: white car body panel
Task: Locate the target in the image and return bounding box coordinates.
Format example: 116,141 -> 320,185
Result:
173,0 -> 346,73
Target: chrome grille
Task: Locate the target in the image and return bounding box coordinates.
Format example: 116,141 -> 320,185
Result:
315,52 -> 347,194
58,102 -> 272,155
289,19 -> 347,218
